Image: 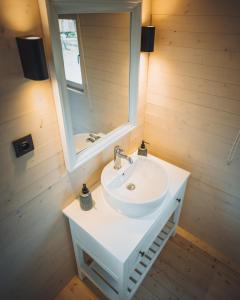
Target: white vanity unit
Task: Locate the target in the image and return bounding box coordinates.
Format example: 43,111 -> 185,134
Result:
63,155 -> 190,300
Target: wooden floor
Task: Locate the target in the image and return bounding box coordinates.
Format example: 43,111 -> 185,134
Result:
54,234 -> 240,300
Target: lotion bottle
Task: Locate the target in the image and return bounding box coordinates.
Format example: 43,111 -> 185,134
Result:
138,140 -> 148,156
79,184 -> 93,211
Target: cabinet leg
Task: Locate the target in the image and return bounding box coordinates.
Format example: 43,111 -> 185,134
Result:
171,224 -> 177,237
171,207 -> 181,237
172,183 -> 188,238
72,241 -> 86,280
78,271 -> 85,281
118,265 -> 129,300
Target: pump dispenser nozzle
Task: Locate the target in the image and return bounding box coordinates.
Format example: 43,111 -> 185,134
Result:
82,183 -> 89,194
138,140 -> 148,156
141,140 -> 146,149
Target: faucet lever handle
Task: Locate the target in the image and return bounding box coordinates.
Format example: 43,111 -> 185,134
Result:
114,145 -> 122,160
114,145 -> 123,153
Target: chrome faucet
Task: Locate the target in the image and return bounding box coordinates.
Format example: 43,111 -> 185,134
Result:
114,145 -> 133,170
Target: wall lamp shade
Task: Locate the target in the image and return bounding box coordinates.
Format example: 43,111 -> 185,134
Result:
141,26 -> 155,52
16,37 -> 49,80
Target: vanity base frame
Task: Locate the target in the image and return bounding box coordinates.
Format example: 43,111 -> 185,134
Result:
73,217 -> 176,300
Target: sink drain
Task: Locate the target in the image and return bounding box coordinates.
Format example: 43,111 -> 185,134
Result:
126,183 -> 136,191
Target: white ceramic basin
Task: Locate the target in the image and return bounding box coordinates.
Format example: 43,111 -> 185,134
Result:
101,154 -> 169,217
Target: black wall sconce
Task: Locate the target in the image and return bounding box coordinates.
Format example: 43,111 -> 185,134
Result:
141,26 -> 155,52
16,36 -> 49,80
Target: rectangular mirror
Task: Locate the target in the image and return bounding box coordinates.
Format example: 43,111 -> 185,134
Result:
58,13 -> 130,154
39,0 -> 141,171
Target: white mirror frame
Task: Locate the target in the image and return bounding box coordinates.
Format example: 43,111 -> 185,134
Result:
38,0 -> 142,171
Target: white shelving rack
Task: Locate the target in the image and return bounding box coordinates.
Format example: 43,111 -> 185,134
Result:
63,158 -> 190,300
127,220 -> 175,297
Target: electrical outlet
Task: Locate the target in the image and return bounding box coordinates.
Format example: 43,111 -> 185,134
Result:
12,134 -> 34,158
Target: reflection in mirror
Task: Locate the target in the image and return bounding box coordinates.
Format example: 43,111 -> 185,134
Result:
57,13 -> 130,154
58,17 -> 84,90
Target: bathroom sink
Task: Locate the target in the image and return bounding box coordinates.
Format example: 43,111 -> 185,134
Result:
101,154 -> 169,217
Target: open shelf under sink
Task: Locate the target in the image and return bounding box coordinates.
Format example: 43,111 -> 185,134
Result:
79,218 -> 175,300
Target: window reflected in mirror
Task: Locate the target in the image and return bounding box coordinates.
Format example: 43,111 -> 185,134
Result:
58,17 -> 84,90
57,13 -> 130,154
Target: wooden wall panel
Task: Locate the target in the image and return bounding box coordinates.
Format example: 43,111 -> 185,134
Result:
0,1 -> 149,299
151,0 -> 240,16
146,0 -> 240,263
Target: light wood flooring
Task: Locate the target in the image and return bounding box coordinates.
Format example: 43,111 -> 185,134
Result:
54,234 -> 240,300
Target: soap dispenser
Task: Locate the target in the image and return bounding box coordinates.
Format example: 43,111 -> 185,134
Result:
79,184 -> 93,211
138,140 -> 148,156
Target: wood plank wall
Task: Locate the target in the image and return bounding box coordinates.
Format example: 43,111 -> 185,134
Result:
0,1 -> 149,299
145,0 -> 240,263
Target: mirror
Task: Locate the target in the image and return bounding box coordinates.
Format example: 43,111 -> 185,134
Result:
39,0 -> 141,171
58,13 -> 130,154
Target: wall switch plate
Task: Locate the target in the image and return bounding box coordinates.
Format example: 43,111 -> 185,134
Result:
12,134 -> 34,158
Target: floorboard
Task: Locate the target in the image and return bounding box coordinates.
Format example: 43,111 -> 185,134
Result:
54,234 -> 240,300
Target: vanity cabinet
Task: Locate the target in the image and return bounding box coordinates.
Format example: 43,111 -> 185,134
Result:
63,158 -> 190,299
